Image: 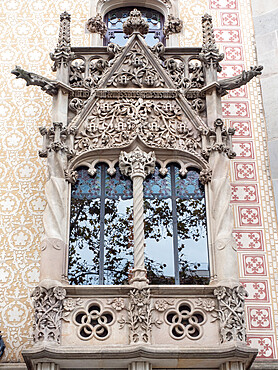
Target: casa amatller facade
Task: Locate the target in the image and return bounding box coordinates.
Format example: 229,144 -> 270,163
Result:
11,8 -> 263,370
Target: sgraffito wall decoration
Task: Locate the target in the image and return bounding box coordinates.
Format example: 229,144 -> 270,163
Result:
0,0 -> 89,362
0,0 -> 277,363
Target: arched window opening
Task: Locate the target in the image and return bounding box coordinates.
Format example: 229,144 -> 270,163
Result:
68,163 -> 209,286
143,164 -> 209,285
68,164 -> 133,285
104,7 -> 165,46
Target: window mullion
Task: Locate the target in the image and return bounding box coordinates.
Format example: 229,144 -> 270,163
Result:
99,164 -> 106,284
170,165 -> 179,285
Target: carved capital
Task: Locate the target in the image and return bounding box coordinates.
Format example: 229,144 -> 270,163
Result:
123,9 -> 149,36
119,147 -> 156,179
163,14 -> 183,38
32,285 -> 66,344
86,14 -> 107,38
213,285 -> 248,343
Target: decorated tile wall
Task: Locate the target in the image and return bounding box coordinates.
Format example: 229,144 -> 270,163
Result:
179,0 -> 278,359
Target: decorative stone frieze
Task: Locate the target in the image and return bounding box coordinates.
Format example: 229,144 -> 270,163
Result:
31,285 -> 66,344
74,99 -> 202,154
118,288 -> 162,343
213,286 -> 248,343
62,298 -> 83,321
218,66 -> 263,95
163,14 -> 183,38
86,13 -> 107,38
50,11 -> 74,72
11,66 -> 58,96
123,9 -> 149,36
199,13 -> 224,72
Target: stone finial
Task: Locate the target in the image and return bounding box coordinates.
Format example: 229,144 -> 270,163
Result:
199,13 -> 224,72
123,9 -> 149,36
86,13 -> 107,38
50,11 -> 74,71
163,14 -> 183,38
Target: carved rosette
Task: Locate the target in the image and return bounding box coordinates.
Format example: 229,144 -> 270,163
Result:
32,285 -> 66,344
163,14 -> 183,38
50,11 -> 75,71
86,14 -> 107,38
118,288 -> 162,343
123,9 -> 149,36
199,13 -> 224,72
213,285 -> 248,343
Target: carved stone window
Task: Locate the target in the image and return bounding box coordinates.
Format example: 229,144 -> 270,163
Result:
104,7 -> 165,46
68,162 -> 208,286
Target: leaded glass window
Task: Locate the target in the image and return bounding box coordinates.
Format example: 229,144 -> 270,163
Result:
68,163 -> 209,286
104,7 -> 165,46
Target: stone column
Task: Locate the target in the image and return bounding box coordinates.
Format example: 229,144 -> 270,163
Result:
129,362 -> 152,370
119,147 -> 156,288
39,12 -> 75,283
220,361 -> 246,370
36,363 -> 60,370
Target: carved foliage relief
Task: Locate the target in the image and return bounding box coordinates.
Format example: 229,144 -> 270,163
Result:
75,98 -> 201,153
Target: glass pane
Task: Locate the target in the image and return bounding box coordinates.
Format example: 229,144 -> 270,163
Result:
68,166 -> 101,285
106,7 -> 164,46
175,168 -> 209,284
144,167 -> 174,284
105,166 -> 133,200
104,198 -> 133,284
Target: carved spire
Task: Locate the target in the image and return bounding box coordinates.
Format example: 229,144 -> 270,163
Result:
86,13 -> 107,38
50,11 -> 74,72
123,9 -> 149,36
199,13 -> 224,72
163,14 -> 183,38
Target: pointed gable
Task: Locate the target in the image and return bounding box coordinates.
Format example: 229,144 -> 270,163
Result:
98,33 -> 175,89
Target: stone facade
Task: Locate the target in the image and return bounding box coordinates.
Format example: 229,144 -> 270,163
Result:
0,0 -> 278,369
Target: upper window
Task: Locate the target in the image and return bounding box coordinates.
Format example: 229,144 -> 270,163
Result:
68,163 -> 209,285
104,7 -> 165,46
